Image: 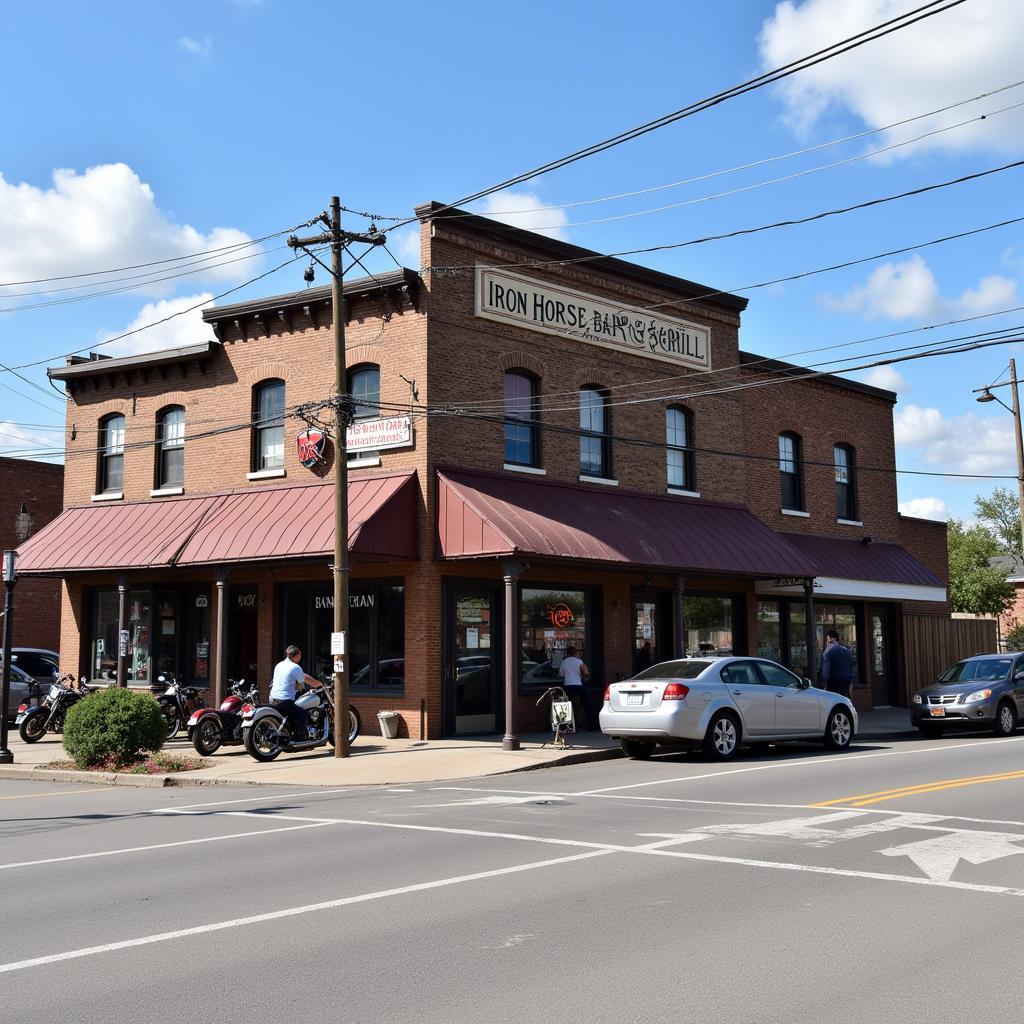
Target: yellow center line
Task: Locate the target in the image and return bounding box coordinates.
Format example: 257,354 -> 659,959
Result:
811,769 -> 1024,808
0,787 -> 118,801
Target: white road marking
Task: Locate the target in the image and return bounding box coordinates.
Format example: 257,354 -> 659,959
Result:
160,810 -> 338,824
696,810 -> 937,846
879,830 -> 1024,882
0,822 -> 338,871
635,833 -> 712,848
412,795 -> 566,809
148,788 -> 364,812
0,849 -> 612,974
387,789 -> 415,793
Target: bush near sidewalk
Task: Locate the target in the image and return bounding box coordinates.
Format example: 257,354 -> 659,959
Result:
63,687 -> 167,769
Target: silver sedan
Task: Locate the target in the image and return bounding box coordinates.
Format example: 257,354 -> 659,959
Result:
599,656 -> 857,761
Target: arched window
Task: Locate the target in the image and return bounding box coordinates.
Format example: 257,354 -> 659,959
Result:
835,443 -> 857,521
156,406 -> 185,489
252,379 -> 285,472
666,406 -> 695,491
779,432 -> 804,512
347,364 -> 380,462
504,370 -> 539,468
580,387 -> 610,478
98,414 -> 125,494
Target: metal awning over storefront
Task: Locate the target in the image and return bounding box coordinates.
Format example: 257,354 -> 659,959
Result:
436,468 -> 817,578
756,532 -> 946,602
16,470 -> 418,574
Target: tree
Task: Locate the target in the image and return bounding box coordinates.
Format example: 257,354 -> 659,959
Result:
947,518 -> 1015,616
974,486 -> 1022,557
1004,620 -> 1024,652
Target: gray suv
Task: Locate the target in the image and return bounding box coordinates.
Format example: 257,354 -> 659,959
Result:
911,654 -> 1024,738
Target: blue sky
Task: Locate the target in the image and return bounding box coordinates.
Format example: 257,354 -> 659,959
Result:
2,0 -> 1023,522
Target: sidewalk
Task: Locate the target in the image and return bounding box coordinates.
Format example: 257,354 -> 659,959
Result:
856,706 -> 915,739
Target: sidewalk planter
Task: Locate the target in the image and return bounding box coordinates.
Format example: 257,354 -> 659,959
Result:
378,710 -> 401,739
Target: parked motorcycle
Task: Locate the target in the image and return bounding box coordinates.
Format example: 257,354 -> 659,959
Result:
16,674 -> 95,742
241,681 -> 360,762
156,674 -> 205,739
187,678 -> 260,756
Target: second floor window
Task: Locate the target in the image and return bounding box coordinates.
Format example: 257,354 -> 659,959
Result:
157,407 -> 185,489
504,371 -> 539,467
779,432 -> 803,511
98,414 -> 125,494
347,364 -> 380,462
835,444 -> 857,520
580,387 -> 610,478
666,406 -> 695,491
253,379 -> 285,471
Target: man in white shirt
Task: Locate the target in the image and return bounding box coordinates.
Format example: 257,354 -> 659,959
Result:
558,645 -> 595,731
269,644 -> 320,742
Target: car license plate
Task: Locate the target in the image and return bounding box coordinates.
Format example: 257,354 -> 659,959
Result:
930,706 -> 946,717
626,693 -> 644,705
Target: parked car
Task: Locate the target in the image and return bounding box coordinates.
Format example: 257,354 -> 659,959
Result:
911,653 -> 1024,738
3,661 -> 43,721
9,648 -> 60,688
600,656 -> 857,761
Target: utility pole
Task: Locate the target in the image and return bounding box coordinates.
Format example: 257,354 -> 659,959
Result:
289,198 -> 385,757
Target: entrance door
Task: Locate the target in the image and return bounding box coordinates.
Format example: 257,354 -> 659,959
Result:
449,589 -> 499,735
632,592 -> 674,673
228,587 -> 259,683
868,604 -> 894,706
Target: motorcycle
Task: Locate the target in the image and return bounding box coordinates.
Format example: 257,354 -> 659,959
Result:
155,674 -> 205,740
16,674 -> 95,742
187,678 -> 260,756
241,681 -> 360,762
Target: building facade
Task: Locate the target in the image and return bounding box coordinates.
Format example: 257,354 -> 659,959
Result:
19,204 -> 948,738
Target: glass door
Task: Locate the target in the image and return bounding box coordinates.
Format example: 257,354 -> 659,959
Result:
869,604 -> 894,706
450,589 -> 498,734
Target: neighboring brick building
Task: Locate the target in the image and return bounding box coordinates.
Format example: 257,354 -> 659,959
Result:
18,204 -> 948,738
0,456 -> 63,652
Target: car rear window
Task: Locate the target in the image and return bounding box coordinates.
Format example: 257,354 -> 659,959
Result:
631,660 -> 711,681
940,659 -> 1011,683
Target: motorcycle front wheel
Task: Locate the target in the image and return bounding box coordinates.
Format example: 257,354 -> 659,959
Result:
192,718 -> 222,757
326,707 -> 361,747
244,718 -> 283,762
19,711 -> 48,743
159,701 -> 180,739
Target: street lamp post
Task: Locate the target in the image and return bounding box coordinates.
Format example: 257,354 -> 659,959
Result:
974,356 -> 1024,557
0,549 -> 17,764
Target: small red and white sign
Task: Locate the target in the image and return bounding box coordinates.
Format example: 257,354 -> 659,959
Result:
296,429 -> 327,468
346,416 -> 413,453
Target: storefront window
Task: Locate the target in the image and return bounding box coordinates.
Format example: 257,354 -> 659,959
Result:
683,596 -> 735,657
816,603 -> 859,682
756,600 -> 782,662
520,588 -> 590,689
91,591 -> 119,680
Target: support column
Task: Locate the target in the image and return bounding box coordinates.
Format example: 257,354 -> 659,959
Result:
803,578 -> 818,683
502,559 -> 523,751
673,575 -> 687,659
213,570 -> 229,707
116,575 -> 127,687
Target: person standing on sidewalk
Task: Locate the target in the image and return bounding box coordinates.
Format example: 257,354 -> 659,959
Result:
820,630 -> 854,699
558,645 -> 595,730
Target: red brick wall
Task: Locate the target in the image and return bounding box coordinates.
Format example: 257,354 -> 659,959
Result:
898,514 -> 951,614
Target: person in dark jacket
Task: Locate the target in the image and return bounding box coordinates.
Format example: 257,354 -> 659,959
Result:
820,630 -> 853,698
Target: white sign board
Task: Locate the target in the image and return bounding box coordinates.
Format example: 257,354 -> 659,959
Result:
333,656 -> 344,674
466,627 -> 479,650
475,266 -> 711,370
330,631 -> 346,655
347,416 -> 413,453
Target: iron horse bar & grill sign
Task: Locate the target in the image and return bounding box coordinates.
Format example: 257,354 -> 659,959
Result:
346,416 -> 414,453
474,266 -> 711,370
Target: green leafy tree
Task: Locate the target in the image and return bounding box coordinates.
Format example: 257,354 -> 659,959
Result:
947,518 -> 1015,616
973,486 -> 1022,557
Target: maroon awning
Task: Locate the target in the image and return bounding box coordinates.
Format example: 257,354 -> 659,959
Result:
16,470 -> 418,574
437,468 -> 816,578
780,532 -> 943,587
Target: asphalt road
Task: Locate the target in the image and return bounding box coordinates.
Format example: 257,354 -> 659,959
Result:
4,733 -> 1024,1024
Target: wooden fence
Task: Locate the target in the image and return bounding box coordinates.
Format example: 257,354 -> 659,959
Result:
899,614 -> 998,705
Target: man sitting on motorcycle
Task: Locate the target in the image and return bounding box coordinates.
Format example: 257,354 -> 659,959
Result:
269,645 -> 321,743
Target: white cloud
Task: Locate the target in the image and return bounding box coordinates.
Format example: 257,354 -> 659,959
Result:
97,293 -> 215,358
390,226 -> 420,268
895,404 -> 1016,475
476,191 -> 570,240
861,365 -> 908,394
899,496 -> 948,521
0,164 -> 257,302
758,0 -> 1024,157
821,255 -> 1018,321
178,36 -> 213,59
0,420 -> 64,459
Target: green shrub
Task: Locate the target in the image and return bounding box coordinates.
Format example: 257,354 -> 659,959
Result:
1005,620 -> 1024,652
63,687 -> 167,769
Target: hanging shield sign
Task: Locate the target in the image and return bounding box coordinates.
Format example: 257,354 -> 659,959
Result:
296,428 -> 326,468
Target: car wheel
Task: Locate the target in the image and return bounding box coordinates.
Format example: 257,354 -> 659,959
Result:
918,724 -> 945,739
619,738 -> 656,760
702,712 -> 740,761
823,707 -> 853,751
993,701 -> 1018,737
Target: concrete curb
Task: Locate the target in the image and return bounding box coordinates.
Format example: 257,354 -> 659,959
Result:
855,730 -> 919,742
502,747 -> 624,772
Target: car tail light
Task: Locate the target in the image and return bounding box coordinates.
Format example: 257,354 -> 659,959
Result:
663,682 -> 690,701
602,686 -> 610,702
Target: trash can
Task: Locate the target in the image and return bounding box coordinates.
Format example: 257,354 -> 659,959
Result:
377,710 -> 401,739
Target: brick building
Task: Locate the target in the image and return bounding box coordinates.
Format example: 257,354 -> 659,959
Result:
17,204 -> 948,738
0,456 -> 63,652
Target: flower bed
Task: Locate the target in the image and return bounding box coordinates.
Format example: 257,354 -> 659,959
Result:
43,752 -> 211,775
